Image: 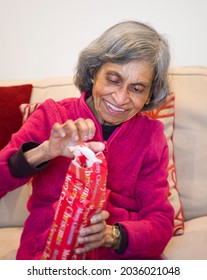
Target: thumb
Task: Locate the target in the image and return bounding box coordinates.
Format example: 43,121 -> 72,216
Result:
86,141 -> 105,153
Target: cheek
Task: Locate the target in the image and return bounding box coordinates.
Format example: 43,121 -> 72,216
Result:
92,83 -> 112,100
132,98 -> 147,112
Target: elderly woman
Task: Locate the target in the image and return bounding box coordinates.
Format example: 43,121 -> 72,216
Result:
0,21 -> 174,260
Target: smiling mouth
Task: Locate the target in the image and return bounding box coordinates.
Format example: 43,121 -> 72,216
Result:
104,100 -> 125,113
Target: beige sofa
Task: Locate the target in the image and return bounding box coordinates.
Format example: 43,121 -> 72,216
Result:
0,66 -> 207,260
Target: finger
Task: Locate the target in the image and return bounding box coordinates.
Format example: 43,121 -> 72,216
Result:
62,120 -> 80,141
90,210 -> 109,224
74,118 -> 95,141
78,231 -> 104,245
51,123 -> 66,138
79,221 -> 106,237
85,118 -> 96,139
75,241 -> 101,254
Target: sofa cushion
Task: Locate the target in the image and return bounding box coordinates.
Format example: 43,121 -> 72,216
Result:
0,227 -> 23,260
0,184 -> 30,227
169,67 -> 207,221
0,84 -> 33,150
163,216 -> 207,259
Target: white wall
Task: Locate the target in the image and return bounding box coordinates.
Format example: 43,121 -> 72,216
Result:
0,0 -> 206,80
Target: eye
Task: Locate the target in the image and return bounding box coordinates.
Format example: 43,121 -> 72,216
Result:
106,73 -> 120,84
129,84 -> 145,94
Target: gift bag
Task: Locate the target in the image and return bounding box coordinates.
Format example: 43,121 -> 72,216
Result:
42,144 -> 107,260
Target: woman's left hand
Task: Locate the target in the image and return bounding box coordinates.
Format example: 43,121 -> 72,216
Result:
75,210 -> 114,254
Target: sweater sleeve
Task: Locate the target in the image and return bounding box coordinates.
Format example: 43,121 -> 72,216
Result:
8,142 -> 49,178
0,98 -> 69,194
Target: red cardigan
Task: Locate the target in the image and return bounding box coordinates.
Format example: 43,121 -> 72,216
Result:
0,92 -> 174,259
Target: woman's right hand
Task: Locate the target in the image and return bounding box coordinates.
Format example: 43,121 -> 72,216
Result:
45,118 -> 97,158
24,118 -> 105,167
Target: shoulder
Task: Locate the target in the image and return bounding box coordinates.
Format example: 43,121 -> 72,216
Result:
39,97 -> 79,110
37,97 -> 80,117
137,112 -> 164,133
137,113 -> 167,150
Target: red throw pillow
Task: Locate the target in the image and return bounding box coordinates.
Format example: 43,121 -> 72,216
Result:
0,84 -> 33,150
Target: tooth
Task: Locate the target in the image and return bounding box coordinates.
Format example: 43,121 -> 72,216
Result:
106,101 -> 124,112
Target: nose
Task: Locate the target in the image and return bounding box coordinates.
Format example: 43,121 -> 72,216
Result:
112,87 -> 129,105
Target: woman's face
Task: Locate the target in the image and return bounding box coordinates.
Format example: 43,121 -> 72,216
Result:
92,60 -> 154,125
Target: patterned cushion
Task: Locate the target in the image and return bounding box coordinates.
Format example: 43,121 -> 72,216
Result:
20,92 -> 184,236
19,103 -> 40,124
143,92 -> 184,236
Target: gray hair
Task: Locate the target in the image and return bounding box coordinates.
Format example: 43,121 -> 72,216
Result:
74,20 -> 170,111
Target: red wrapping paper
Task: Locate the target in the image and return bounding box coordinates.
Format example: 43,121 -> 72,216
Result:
42,145 -> 107,260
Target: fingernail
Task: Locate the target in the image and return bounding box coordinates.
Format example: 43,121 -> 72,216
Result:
75,248 -> 81,254
72,133 -> 79,141
78,237 -> 84,244
79,228 -> 87,235
89,131 -> 94,139
90,215 -> 98,224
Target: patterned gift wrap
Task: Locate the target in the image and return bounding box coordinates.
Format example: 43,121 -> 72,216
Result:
42,146 -> 107,260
